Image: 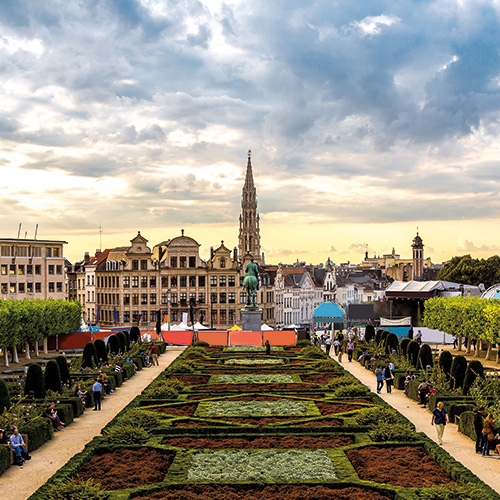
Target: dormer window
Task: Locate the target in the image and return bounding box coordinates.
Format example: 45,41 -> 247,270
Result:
220,257 -> 226,268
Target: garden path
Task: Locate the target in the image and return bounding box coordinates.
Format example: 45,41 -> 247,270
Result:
335,352 -> 500,495
0,347 -> 184,500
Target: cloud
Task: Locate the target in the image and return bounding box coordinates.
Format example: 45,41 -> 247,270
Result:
457,238 -> 500,253
327,246 -> 337,253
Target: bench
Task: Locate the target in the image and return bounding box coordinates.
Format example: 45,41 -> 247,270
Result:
0,434 -> 29,464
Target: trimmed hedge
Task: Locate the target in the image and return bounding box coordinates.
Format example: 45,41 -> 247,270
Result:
400,338 -> 410,356
385,333 -> 399,354
458,411 -> 476,440
364,324 -> 375,342
407,340 -> 420,367
122,363 -> 135,379
94,338 -> 108,364
450,355 -> 467,391
44,360 -> 62,394
439,350 -> 453,376
417,344 -> 434,370
19,416 -> 53,452
0,379 -> 11,413
82,342 -> 97,369
56,355 -> 71,385
0,446 -> 10,475
108,335 -> 120,355
54,402 -> 75,426
25,364 -> 45,399
462,360 -> 484,396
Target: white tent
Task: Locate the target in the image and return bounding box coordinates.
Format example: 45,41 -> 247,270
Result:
177,321 -> 190,330
194,322 -> 209,330
169,323 -> 187,331
160,322 -> 170,331
285,324 -> 299,329
261,324 -> 273,331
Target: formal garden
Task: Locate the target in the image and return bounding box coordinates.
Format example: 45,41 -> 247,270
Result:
27,340 -> 498,500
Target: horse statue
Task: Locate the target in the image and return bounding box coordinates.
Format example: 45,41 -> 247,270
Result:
242,258 -> 260,308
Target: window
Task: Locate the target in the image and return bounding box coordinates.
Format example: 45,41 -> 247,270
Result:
170,257 -> 177,268
35,265 -> 41,275
10,283 -> 16,294
180,256 -> 187,268
228,309 -> 235,321
189,256 -> 196,268
9,265 -> 15,275
228,275 -> 235,287
172,311 -> 178,322
150,293 -> 157,305
171,276 -> 177,287
219,276 -> 226,287
1,246 -> 10,257
220,309 -> 227,322
211,293 -> 217,304
141,260 -> 147,270
132,294 -> 139,305
161,293 -> 168,305
18,283 -> 25,293
55,265 -> 62,275
132,311 -> 140,323
45,248 -> 52,257
189,276 -> 196,287
150,310 -> 157,322
141,276 -> 147,288
57,282 -> 63,293
0,265 -> 6,275
219,292 -> 227,304
0,284 -> 6,294
198,293 -> 205,303
32,247 -> 41,257
239,276 -> 244,286
180,276 -> 187,287
141,310 -> 148,322
18,265 -> 25,275
27,282 -> 33,293
220,257 -> 226,268
161,276 -> 168,287
210,276 -> 217,287
228,292 -> 235,304
171,293 -> 178,304
132,260 -> 139,271
53,248 -> 60,257
132,276 -> 139,288
124,294 -> 130,305
189,292 -> 196,303
150,277 -> 156,288
26,264 -> 33,275
180,293 -> 187,305
211,309 -> 217,321
48,282 -> 55,293
198,276 -> 205,287
141,293 -> 148,305
240,292 -> 246,304
123,276 -> 130,288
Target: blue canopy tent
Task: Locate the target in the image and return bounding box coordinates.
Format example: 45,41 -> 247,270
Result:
313,302 -> 344,330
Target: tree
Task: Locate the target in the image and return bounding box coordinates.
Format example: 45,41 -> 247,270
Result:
116,332 -> 126,354
463,360 -> 485,395
416,344 -> 433,370
25,364 -> 45,398
130,326 -> 140,343
400,338 -> 411,356
364,324 -> 375,342
407,340 -> 420,367
94,338 -> 108,364
385,333 -> 399,354
450,355 -> 467,391
439,350 -> 453,376
82,342 -> 97,368
438,254 -> 500,289
108,335 -> 120,355
123,331 -> 131,350
0,379 -> 11,413
45,359 -> 62,393
56,355 -> 71,385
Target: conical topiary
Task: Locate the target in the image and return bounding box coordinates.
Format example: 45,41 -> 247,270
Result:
0,379 -> 12,413
385,332 -> 399,354
94,338 -> 108,364
400,338 -> 411,356
44,359 -> 62,393
417,344 -> 434,370
116,331 -> 126,354
108,335 -> 120,355
56,355 -> 71,385
463,360 -> 484,395
450,355 -> 467,391
123,330 -> 131,350
364,324 -> 375,342
82,342 -> 97,368
130,326 -> 140,343
439,350 -> 453,376
25,363 -> 45,398
407,340 -> 420,367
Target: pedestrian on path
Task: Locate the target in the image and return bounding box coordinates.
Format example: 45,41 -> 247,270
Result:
151,344 -> 159,366
337,343 -> 343,363
431,401 -> 449,445
325,337 -> 331,356
347,340 -> 354,362
375,367 -> 384,394
383,362 -> 393,393
333,338 -> 340,355
482,414 -> 497,456
93,378 -> 103,411
474,407 -> 486,454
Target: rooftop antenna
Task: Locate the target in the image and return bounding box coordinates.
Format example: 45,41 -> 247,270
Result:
99,222 -> 103,250
34,224 -> 38,240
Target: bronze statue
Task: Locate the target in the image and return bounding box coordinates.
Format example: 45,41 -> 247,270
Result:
243,257 -> 259,308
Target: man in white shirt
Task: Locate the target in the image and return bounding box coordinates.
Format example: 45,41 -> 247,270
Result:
93,379 -> 103,411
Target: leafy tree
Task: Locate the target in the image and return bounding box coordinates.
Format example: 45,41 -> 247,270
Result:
380,330 -> 390,344
25,364 -> 45,398
417,343 -> 434,370
439,350 -> 453,376
407,340 -> 420,367
82,342 -> 98,368
450,355 -> 467,391
45,359 -> 62,393
364,324 -> 375,342
438,254 -> 500,289
94,338 -> 108,364
463,360 -> 484,395
56,355 -> 71,385
0,379 -> 11,413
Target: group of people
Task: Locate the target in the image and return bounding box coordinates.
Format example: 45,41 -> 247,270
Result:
43,402 -> 65,431
0,426 -> 31,466
474,408 -> 500,457
317,332 -> 355,363
374,361 -> 395,393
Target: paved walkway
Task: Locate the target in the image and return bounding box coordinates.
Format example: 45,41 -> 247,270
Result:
333,352 -> 500,494
0,348 -> 183,500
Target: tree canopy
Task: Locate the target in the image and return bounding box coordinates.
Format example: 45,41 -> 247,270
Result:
437,254 -> 500,288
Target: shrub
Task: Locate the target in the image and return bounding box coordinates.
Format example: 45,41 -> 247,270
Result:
301,345 -> 326,359
407,340 -> 420,367
400,338 -> 411,356
295,339 -> 312,347
450,355 -> 467,391
308,360 -> 339,372
380,330 -> 390,344
167,361 -> 196,373
101,424 -> 150,445
185,346 -> 208,359
130,326 -> 141,343
0,379 -> 12,413
192,340 -> 209,347
326,375 -> 357,389
94,338 -> 108,364
417,482 -> 485,500
439,350 -> 453,376
332,383 -> 370,398
458,410 -> 476,440
108,335 -> 120,355
82,342 -> 97,369
55,355 -> 71,385
19,416 -> 53,451
375,329 -> 383,344
364,324 -> 375,342
44,360 -> 62,394
116,331 -> 126,354
462,360 -> 484,395
417,344 -> 434,370
42,479 -> 109,500
369,422 -> 418,442
355,407 -> 400,426
25,363 -> 45,398
385,333 -> 399,354
116,408 -> 160,429
123,330 -> 131,350
0,445 -> 10,476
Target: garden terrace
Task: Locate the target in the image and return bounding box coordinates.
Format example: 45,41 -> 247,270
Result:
29,342 -> 500,500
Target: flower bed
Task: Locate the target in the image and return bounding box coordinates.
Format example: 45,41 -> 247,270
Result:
193,383 -> 319,391
77,448 -> 174,490
224,358 -> 285,365
317,402 -> 369,415
209,374 -> 297,384
300,373 -> 340,384
224,346 -> 283,352
195,400 -> 320,418
187,449 -> 337,482
166,375 -> 210,385
346,445 -> 453,487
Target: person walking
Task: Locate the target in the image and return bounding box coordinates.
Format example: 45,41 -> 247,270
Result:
325,336 -> 331,356
375,367 -> 384,394
482,414 -> 497,456
150,344 -> 159,366
383,362 -> 393,393
346,340 -> 354,362
474,407 -> 486,454
265,339 -> 271,355
333,337 -> 340,356
431,401 -> 449,445
93,378 -> 103,411
337,343 -> 343,363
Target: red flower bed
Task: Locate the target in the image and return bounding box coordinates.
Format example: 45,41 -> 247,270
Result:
317,402 -> 366,415
134,484 -> 391,500
346,446 -> 453,487
149,404 -> 197,416
187,391 -> 323,399
300,373 -> 339,384
162,435 -> 353,449
167,375 -> 210,385
294,418 -> 342,427
206,416 -> 313,425
77,448 -> 174,490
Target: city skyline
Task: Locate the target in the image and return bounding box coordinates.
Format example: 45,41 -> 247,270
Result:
2,1 -> 500,265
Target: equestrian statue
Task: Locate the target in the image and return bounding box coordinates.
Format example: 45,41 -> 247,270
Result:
243,257 -> 260,308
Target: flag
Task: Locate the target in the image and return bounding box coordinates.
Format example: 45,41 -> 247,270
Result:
113,306 -> 118,324
217,309 -> 220,327
95,306 -> 101,325
164,314 -> 168,324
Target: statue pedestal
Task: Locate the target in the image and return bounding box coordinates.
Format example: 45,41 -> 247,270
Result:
241,308 -> 262,331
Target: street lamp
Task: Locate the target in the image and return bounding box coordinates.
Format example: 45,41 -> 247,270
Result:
167,288 -> 171,331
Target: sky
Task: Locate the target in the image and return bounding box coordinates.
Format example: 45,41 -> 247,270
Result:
2,0 -> 500,266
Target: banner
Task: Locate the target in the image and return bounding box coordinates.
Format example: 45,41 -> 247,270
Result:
197,331 -> 229,346
229,331 -> 262,346
263,331 -> 296,346
380,317 -> 412,326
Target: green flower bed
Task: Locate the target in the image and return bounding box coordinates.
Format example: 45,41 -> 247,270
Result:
187,449 -> 337,482
224,358 -> 284,365
195,400 -> 321,417
209,374 -> 299,384
224,346 -> 283,352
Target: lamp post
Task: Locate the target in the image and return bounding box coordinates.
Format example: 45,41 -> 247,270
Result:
167,288 -> 171,331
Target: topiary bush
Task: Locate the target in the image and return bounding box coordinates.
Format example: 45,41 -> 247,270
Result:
42,479 -> 108,500
166,360 -> 196,374
375,329 -> 384,344
192,340 -> 209,347
450,355 -> 467,391
123,330 -> 131,350
143,378 -> 185,399
417,343 -> 434,370
94,338 -> 108,364
326,375 -> 358,389
25,363 -> 45,398
385,332 -> 399,354
417,482 -> 485,500
55,355 -> 71,385
0,445 -> 10,476
407,340 -> 420,367
369,422 -> 418,442
364,324 -> 375,342
332,383 -> 370,398
101,424 -> 149,445
439,350 -> 453,376
116,331 -> 126,354
82,342 -> 97,368
462,360 -> 484,395
0,379 -> 12,413
108,335 -> 120,355
45,359 -> 62,393
355,407 -> 400,426
301,345 -> 326,359
308,360 -> 339,372
380,330 -> 390,344
400,338 -> 411,356
130,326 -> 141,343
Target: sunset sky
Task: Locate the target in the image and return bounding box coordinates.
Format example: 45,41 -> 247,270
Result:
2,0 -> 500,266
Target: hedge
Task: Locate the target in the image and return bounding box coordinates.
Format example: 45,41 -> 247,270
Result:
458,411 -> 476,440
54,402 -> 75,426
439,350 -> 453,376
44,359 -> 62,394
19,416 -> 53,452
55,355 -> 71,385
463,360 -> 484,395
0,446 -> 10,475
450,355 -> 467,390
0,379 -> 11,413
122,363 -> 135,379
416,343 -> 433,370
407,340 -> 420,367
25,364 -> 45,399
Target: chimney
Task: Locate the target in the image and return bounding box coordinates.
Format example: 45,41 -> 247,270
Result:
233,247 -> 238,262
210,247 -> 214,260
84,251 -> 90,262
96,249 -> 102,257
